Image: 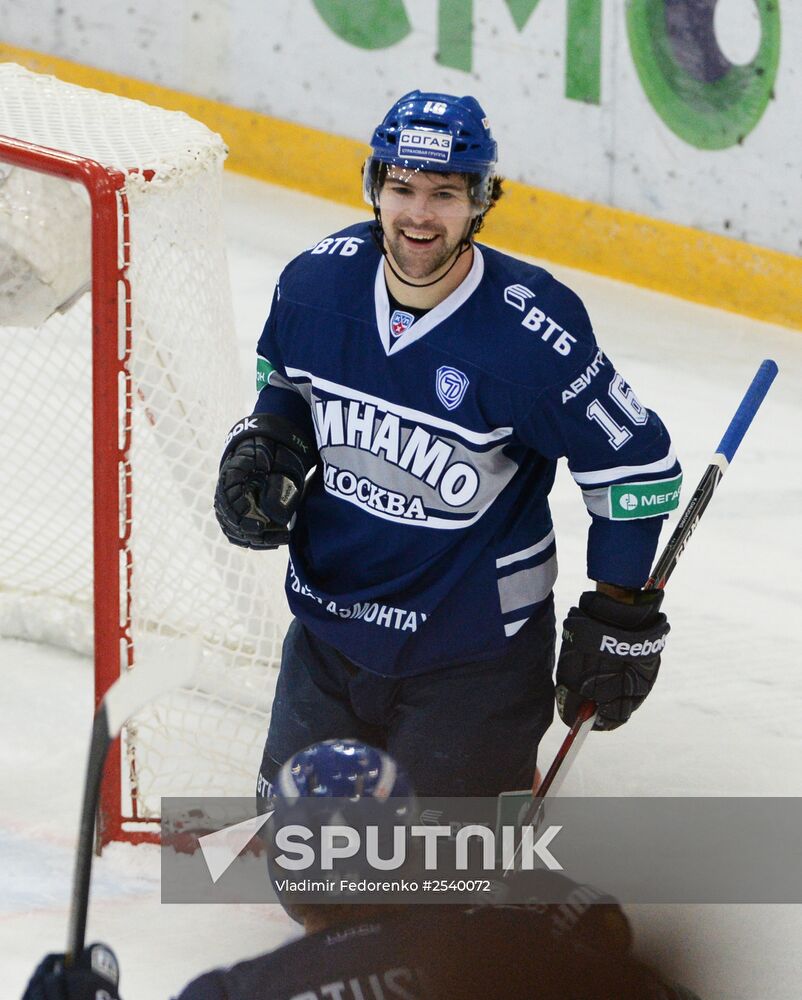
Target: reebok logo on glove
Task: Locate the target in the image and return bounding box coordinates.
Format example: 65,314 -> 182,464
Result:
599,634 -> 667,657
555,589 -> 669,730
225,416 -> 259,446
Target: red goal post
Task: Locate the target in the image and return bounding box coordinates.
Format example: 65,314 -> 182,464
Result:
0,64 -> 289,846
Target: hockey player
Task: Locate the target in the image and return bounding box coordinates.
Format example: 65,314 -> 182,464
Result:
214,91 -> 680,798
23,741 -> 700,1000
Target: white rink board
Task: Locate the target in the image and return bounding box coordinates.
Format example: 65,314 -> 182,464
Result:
3,0 -> 800,254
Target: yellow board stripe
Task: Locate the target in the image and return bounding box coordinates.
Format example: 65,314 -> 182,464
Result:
491,181 -> 802,331
2,43 -> 799,331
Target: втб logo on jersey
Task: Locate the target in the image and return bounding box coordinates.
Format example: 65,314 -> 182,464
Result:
390,309 -> 415,338
435,367 -> 470,412
503,284 -> 578,356
504,284 -> 536,311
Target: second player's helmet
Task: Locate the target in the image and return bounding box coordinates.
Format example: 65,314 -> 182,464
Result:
266,740 -> 417,920
272,738 -> 414,804
363,90 -> 498,214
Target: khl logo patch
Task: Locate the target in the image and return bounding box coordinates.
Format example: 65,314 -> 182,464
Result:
390,309 -> 415,338
436,366 -> 470,411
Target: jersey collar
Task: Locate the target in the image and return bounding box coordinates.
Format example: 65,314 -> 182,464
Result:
374,246 -> 485,356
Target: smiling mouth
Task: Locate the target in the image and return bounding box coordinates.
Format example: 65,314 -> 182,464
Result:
400,230 -> 439,245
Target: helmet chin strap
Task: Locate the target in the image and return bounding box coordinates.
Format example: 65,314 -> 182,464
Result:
370,208 -> 480,290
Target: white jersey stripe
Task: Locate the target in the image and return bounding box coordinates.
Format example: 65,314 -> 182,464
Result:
496,529 -> 555,569
286,368 -> 513,446
570,446 -> 677,486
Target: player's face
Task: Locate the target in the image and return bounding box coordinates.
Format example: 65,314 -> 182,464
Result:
378,169 -> 475,280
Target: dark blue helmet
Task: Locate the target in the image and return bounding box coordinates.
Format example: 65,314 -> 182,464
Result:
272,738 -> 414,803
363,90 -> 498,212
266,741 -> 417,921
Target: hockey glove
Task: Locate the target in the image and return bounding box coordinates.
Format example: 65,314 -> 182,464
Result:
22,943 -> 120,1000
214,413 -> 317,550
555,590 -> 668,731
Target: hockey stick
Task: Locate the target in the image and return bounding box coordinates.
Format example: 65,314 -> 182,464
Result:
643,361 -> 779,589
65,637 -> 201,965
505,359 -> 779,866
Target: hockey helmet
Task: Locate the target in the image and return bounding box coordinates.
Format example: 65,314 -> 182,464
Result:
264,740 -> 418,921
272,738 -> 414,805
363,90 -> 498,213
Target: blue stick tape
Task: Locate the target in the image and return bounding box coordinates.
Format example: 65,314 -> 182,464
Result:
715,359 -> 779,463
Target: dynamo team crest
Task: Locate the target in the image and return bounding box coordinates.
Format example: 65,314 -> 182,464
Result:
435,366 -> 470,411
390,309 -> 415,338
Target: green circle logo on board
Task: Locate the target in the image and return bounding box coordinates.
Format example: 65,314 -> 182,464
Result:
626,0 -> 781,149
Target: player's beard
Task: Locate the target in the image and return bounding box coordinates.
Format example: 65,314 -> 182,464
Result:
383,219 -> 468,281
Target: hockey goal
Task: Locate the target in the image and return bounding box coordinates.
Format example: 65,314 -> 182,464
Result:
0,64 -> 290,844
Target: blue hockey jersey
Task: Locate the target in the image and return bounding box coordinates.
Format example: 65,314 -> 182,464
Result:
252,221 -> 680,676
177,874 -> 697,1000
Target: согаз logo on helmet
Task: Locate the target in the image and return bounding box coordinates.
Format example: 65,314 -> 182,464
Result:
398,128 -> 453,163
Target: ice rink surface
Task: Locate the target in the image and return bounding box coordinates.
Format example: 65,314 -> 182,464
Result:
2,172 -> 801,998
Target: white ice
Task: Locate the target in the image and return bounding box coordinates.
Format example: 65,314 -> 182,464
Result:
2,172 -> 801,999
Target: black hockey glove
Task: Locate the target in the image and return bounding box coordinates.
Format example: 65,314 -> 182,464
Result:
555,590 -> 669,731
214,413 -> 317,550
22,943 -> 120,1000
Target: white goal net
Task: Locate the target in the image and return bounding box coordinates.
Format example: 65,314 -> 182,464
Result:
0,63 -> 290,839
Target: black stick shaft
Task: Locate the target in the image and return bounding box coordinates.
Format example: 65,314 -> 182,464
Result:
62,637 -> 201,964
645,462 -> 722,590
66,706 -> 111,963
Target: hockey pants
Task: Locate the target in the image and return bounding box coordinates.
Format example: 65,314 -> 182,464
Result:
258,602 -> 555,799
